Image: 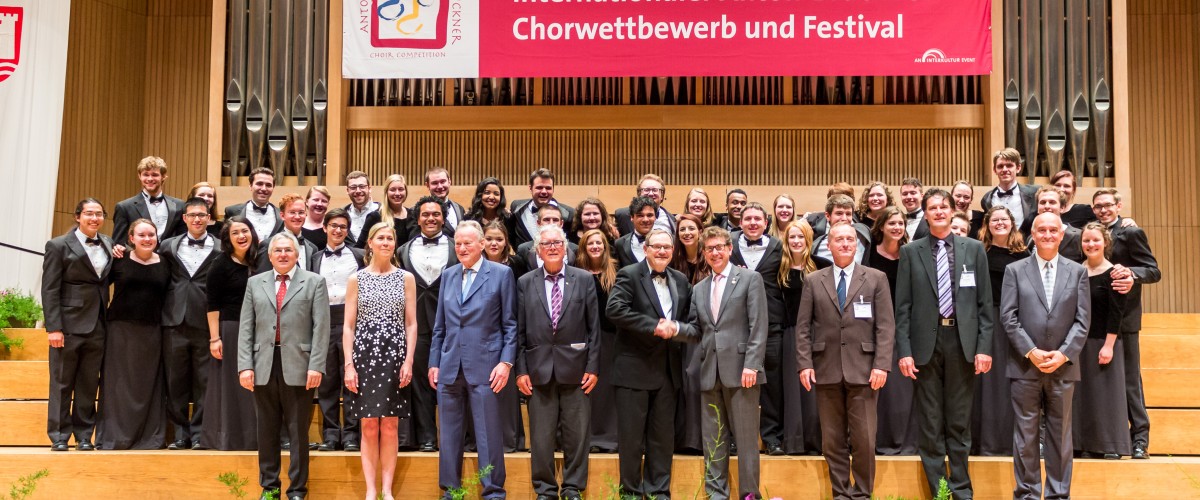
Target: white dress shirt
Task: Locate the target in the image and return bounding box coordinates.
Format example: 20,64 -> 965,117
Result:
143,191 -> 170,236
74,229 -> 109,277
992,184 -> 1027,228
1034,252 -> 1059,307
738,234 -> 769,270
244,201 -> 278,242
346,201 -> 380,242
651,267 -> 673,319
630,233 -> 648,263
273,265 -> 298,295
319,245 -> 359,305
409,234 -> 450,284
905,209 -> 924,240
177,233 -> 215,277
834,261 -> 856,299
442,198 -> 459,230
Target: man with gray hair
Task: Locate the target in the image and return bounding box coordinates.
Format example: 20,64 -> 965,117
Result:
238,232 -> 330,500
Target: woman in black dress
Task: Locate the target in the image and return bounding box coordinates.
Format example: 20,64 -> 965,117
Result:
199,217 -> 260,450
683,187 -> 715,228
1074,222 -> 1131,459
344,223 -> 417,500
571,197 -> 619,245
855,181 -> 897,229
1051,169 -> 1097,229
465,177 -> 511,228
768,194 -> 796,240
359,174 -> 412,246
865,207 -> 920,455
302,186 -> 331,249
483,220 -> 527,278
575,229 -> 619,452
96,219 -> 170,450
671,214 -> 708,454
970,206 -> 1026,456
188,182 -> 223,237
779,219 -> 822,454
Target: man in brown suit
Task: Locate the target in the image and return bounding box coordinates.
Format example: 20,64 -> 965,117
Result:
796,223 -> 896,500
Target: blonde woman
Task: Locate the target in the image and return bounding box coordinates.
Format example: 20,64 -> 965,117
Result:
778,219 -> 821,454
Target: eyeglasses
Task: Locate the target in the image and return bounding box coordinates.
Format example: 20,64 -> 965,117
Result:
639,187 -> 663,194
347,184 -> 369,191
284,210 -> 306,217
538,241 -> 565,248
79,211 -> 105,218
648,244 -> 673,252
326,223 -> 349,231
703,244 -> 727,254
1093,203 -> 1116,211
184,213 -> 209,220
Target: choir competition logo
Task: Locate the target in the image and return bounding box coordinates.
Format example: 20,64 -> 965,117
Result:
371,0 -> 448,49
0,6 -> 22,84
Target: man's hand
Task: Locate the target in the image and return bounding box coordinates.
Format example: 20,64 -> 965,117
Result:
799,368 -> 816,391
898,357 -> 919,379
581,373 -> 598,394
428,367 -> 440,389
344,366 -> 359,394
1110,265 -> 1134,294
741,369 -> 757,388
653,319 -> 674,339
516,374 -> 533,396
305,370 -> 322,390
1038,351 -> 1068,373
869,369 -> 888,390
974,354 -> 993,374
489,363 -> 511,393
1027,348 -> 1049,365
239,370 -> 255,392
111,244 -> 126,259
47,331 -> 64,349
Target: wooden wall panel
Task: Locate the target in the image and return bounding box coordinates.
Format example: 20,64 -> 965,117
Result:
1127,0 -> 1200,313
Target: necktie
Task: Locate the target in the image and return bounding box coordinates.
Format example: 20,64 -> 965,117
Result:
1043,261 -> 1054,308
422,236 -> 440,246
936,239 -> 954,318
710,273 -> 725,320
837,270 -> 847,310
275,274 -> 289,344
745,238 -> 763,247
251,204 -> 269,215
324,247 -> 343,257
462,269 -> 474,301
148,195 -> 164,204
85,237 -> 101,246
187,237 -> 205,247
547,273 -> 563,330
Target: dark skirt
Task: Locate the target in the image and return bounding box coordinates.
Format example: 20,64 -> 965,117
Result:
198,320 -> 258,450
1073,337 -> 1132,456
971,305 -> 1014,456
782,326 -> 822,454
589,327 -> 619,451
96,320 -> 166,450
675,342 -> 703,453
875,329 -> 919,455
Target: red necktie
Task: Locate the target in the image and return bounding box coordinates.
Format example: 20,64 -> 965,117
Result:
275,274 -> 289,344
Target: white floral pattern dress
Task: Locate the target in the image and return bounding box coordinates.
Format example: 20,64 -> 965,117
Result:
348,268 -> 409,419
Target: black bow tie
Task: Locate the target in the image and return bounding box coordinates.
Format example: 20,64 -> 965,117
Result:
187,237 -> 205,247
85,237 -> 101,246
250,204 -> 269,215
745,238 -> 763,247
996,188 -> 1014,199
633,233 -> 646,244
324,247 -> 343,257
650,270 -> 668,280
906,212 -> 921,220
147,195 -> 164,204
421,236 -> 440,246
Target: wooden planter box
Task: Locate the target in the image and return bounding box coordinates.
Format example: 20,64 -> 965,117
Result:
0,328 -> 46,361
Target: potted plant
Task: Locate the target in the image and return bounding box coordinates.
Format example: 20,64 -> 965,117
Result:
0,288 -> 42,353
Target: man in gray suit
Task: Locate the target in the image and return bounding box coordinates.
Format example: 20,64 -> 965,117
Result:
238,232 -> 330,500
797,223 -> 895,500
515,224 -> 600,500
1001,212 -> 1090,500
663,226 -> 768,500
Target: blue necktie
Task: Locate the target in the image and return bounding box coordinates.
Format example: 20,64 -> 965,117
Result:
837,270 -> 847,310
461,269 -> 474,301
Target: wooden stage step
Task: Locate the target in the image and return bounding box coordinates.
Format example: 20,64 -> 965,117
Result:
0,329 -> 47,361
0,449 -> 1197,499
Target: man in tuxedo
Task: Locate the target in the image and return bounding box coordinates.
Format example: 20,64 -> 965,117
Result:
515,224 -> 600,500
951,180 -> 985,239
606,229 -> 691,499
713,188 -> 748,233
1001,212 -> 1090,500
899,178 -> 931,241
667,226 -> 768,500
160,198 -> 223,450
237,233 -> 329,500
894,188 -> 994,499
255,194 -> 320,274
224,167 -> 282,242
1019,187 -> 1084,263
515,204 -> 579,269
810,195 -> 872,268
729,202 -> 787,456
344,171 -> 380,245
509,168 -> 575,247
805,183 -> 857,239
981,148 -> 1039,230
425,167 -> 465,233
797,223 -> 895,500
1093,188 -> 1160,459
397,196 -> 459,452
112,155 -> 185,246
614,174 -> 675,235
429,220 -> 518,499
310,208 -> 366,452
613,196 -> 658,268
42,198 -> 112,452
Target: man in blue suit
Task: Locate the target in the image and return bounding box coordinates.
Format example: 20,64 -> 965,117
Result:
429,220 -> 519,499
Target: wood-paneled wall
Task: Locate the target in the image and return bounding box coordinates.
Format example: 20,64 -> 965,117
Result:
53,0 -> 211,235
1127,0 -> 1200,312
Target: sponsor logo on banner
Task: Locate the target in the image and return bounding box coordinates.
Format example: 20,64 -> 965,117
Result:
914,48 -> 976,64
371,0 -> 448,49
0,6 -> 21,83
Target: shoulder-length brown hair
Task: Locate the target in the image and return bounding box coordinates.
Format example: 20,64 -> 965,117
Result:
980,206 -> 1027,253
575,229 -> 617,292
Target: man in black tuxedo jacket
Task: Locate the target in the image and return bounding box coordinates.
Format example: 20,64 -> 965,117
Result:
980,148 -> 1040,230
899,178 -> 931,241
810,195 -> 873,269
515,224 -> 600,500
42,198 -> 113,452
606,229 -> 691,499
424,167 -> 466,234
1019,187 -> 1084,263
112,156 -> 185,246
224,167 -> 283,242
951,180 -> 986,240
614,174 -> 675,236
509,168 -> 575,248
515,204 -> 579,269
612,196 -> 658,268
160,198 -> 224,450
310,208 -> 367,452
396,196 -> 460,451
1093,188 -> 1161,459
712,188 -> 748,233
255,194 -> 321,274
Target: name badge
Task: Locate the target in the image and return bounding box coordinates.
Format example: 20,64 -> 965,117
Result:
960,266 -> 976,288
853,296 -> 872,319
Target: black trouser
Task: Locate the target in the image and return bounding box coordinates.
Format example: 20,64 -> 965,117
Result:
758,333 -> 785,447
529,379 -> 590,497
1123,332 -> 1150,447
47,324 -> 105,445
915,324 -> 975,500
317,305 -> 359,445
615,384 -> 676,499
408,335 -> 438,446
255,347 -> 315,498
163,325 -> 210,442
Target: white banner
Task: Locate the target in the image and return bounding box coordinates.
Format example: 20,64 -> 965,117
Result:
342,0 -> 480,78
0,0 -> 72,297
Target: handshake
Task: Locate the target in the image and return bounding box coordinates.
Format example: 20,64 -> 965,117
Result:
652,318 -> 678,339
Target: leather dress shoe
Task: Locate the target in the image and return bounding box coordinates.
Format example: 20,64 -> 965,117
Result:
51,441 -> 69,452
280,440 -> 291,450
192,442 -> 209,450
419,442 -> 438,452
318,441 -> 337,452
561,491 -> 584,500
343,442 -> 360,452
1104,453 -> 1121,460
76,441 -> 95,451
167,439 -> 189,450
1132,445 -> 1149,459
766,442 -> 784,456
535,495 -> 556,500
308,442 -> 320,451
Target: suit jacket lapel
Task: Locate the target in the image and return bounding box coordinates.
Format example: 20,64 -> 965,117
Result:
133,196 -> 152,220
535,268 -> 552,320
715,267 -> 739,324
281,272 -> 306,309
845,266 -> 867,308
1023,258 -> 1051,312
953,237 -> 968,293
821,268 -> 842,311
463,263 -> 489,303
1049,256 -> 1072,310
915,239 -> 938,292
638,263 -> 668,319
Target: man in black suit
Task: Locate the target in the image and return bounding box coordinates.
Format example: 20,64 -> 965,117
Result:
255,194 -> 321,274
310,208 -> 367,452
1093,188 -> 1161,459
396,196 -> 459,452
613,196 -> 659,268
606,229 -> 691,499
713,188 -> 748,233
895,188 -> 994,499
42,198 -> 112,452
160,198 -> 223,450
810,195 -> 872,268
509,168 -> 575,248
951,180 -> 985,239
899,178 -> 931,241
1019,187 -> 1084,263
224,167 -> 283,242
424,167 -> 466,233
515,224 -> 600,500
614,174 -> 675,236
343,171 -> 380,245
515,204 -> 579,269
112,155 -> 185,246
729,202 -> 788,456
980,148 -> 1040,230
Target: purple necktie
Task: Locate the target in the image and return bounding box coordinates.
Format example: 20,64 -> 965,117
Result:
547,273 -> 563,330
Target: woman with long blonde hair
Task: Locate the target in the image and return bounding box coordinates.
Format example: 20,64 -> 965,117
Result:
778,219 -> 822,454
573,229 -> 619,452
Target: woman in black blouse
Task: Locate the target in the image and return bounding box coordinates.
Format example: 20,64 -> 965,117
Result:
301,186 -> 331,249
1051,169 -> 1097,229
571,197 -> 619,246
359,174 -> 412,246
866,206 -> 918,455
483,220 -> 527,279
1074,222 -> 1131,459
778,220 -> 821,454
199,216 -> 260,450
575,229 -> 619,452
465,177 -> 512,228
96,219 -> 170,450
